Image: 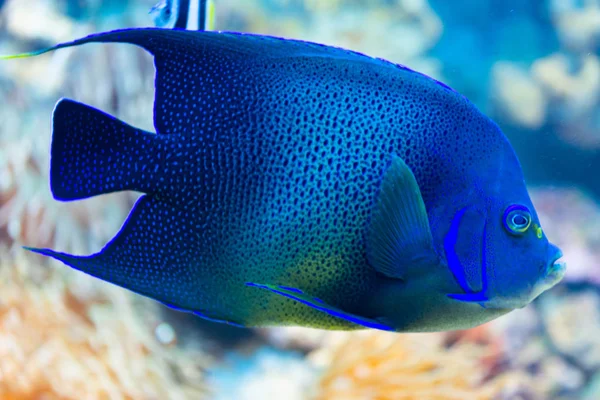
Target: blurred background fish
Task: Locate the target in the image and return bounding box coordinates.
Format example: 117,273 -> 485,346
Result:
150,0 -> 215,30
0,1 -> 599,399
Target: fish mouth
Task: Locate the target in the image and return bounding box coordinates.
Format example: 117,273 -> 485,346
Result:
527,246 -> 566,303
545,247 -> 566,284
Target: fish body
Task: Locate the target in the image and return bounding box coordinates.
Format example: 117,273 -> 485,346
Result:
6,28 -> 565,332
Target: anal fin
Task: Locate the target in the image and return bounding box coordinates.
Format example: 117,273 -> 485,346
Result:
26,196 -> 203,314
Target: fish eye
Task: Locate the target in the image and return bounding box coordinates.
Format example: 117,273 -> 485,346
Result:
503,205 -> 532,236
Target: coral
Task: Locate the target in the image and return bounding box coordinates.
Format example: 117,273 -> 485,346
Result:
308,329 -> 525,400
488,0 -> 600,149
298,0 -> 443,77
490,51 -> 600,148
491,61 -> 547,129
532,53 -> 600,108
2,0 -> 76,43
541,289 -> 600,369
484,284 -> 600,399
216,0 -> 444,79
531,52 -> 600,149
549,0 -> 600,52
0,245 -> 209,399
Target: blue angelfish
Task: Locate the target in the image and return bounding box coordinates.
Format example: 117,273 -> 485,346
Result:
2,28 -> 566,332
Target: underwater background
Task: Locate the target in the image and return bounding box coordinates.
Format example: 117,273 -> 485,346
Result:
0,0 -> 599,399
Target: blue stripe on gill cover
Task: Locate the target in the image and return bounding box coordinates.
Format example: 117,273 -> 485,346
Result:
444,207 -> 474,293
445,207 -> 489,303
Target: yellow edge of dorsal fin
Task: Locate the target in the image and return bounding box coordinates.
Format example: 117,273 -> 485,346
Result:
0,47 -> 54,60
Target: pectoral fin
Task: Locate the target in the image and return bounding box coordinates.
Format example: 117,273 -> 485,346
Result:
246,283 -> 394,331
367,155 -> 439,280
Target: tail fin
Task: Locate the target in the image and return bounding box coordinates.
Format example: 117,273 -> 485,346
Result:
50,99 -> 160,201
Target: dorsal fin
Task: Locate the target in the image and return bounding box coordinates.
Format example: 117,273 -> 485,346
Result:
1,28 -> 460,137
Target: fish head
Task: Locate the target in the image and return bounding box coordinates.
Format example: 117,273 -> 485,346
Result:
477,196 -> 565,309
438,144 -> 565,311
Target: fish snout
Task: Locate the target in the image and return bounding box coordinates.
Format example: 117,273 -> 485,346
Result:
545,244 -> 566,284
525,243 -> 566,304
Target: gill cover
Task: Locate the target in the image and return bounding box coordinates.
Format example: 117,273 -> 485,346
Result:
444,205 -> 489,303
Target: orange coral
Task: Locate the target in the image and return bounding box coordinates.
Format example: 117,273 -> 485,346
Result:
445,324 -> 504,376
0,247 -> 209,400
309,329 -> 526,400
